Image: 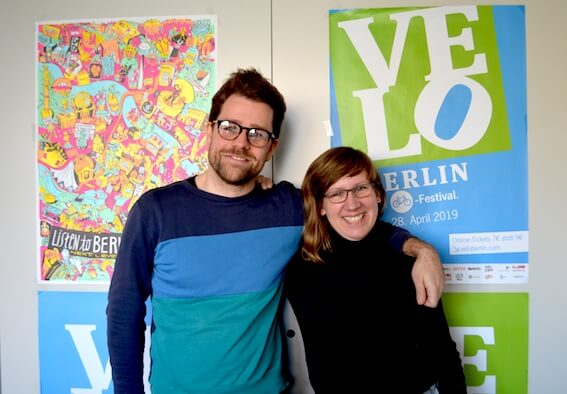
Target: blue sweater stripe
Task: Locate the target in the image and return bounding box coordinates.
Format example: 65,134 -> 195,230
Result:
153,225 -> 303,297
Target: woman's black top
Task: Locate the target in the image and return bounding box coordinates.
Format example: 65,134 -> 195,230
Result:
285,221 -> 467,393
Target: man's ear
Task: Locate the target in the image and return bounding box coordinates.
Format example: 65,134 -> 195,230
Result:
265,139 -> 279,161
206,121 -> 213,139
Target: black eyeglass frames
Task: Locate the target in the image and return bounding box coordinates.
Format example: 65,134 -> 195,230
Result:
210,120 -> 276,148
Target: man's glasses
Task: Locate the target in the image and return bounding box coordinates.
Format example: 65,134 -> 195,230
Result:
211,120 -> 276,148
324,182 -> 375,203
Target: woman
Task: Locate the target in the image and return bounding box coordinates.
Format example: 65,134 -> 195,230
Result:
285,147 -> 466,393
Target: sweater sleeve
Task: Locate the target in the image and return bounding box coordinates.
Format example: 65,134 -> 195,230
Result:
107,198 -> 155,394
377,220 -> 411,252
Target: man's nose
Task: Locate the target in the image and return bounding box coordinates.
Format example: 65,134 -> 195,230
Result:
233,129 -> 251,147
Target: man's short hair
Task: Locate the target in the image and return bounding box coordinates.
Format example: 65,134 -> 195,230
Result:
209,68 -> 287,138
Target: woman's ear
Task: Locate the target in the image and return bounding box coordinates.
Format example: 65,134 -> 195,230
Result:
320,208 -> 326,216
375,192 -> 382,204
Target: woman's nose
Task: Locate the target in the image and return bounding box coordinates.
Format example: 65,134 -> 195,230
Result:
343,191 -> 361,208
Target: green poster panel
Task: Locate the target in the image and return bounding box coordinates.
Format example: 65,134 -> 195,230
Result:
443,292 -> 528,394
329,6 -> 511,166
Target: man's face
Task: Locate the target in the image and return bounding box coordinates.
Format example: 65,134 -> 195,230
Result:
207,94 -> 278,186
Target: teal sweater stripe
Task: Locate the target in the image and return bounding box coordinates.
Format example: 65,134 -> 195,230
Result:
150,284 -> 286,393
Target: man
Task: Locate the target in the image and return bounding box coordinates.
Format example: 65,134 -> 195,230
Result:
107,68 -> 444,393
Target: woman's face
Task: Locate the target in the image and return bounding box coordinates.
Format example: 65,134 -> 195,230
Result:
320,171 -> 381,241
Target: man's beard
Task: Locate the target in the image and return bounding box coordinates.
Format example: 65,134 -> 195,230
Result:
208,149 -> 263,186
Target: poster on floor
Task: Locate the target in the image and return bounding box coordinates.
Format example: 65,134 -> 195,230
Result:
329,5 -> 528,283
36,16 -> 216,283
38,291 -> 151,393
443,292 -> 529,394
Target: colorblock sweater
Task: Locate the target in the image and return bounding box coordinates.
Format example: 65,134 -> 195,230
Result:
107,178 -> 304,393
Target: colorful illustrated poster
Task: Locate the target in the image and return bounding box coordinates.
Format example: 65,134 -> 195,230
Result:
36,17 -> 216,282
38,291 -> 152,393
443,292 -> 529,394
330,6 -> 528,283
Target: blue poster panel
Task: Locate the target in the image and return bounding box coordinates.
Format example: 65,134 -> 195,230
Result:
38,291 -> 151,393
330,6 -> 528,283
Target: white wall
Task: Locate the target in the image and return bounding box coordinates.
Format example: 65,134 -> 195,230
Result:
1,0 -> 566,393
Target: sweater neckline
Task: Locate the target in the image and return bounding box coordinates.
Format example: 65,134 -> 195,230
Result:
185,176 -> 263,203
